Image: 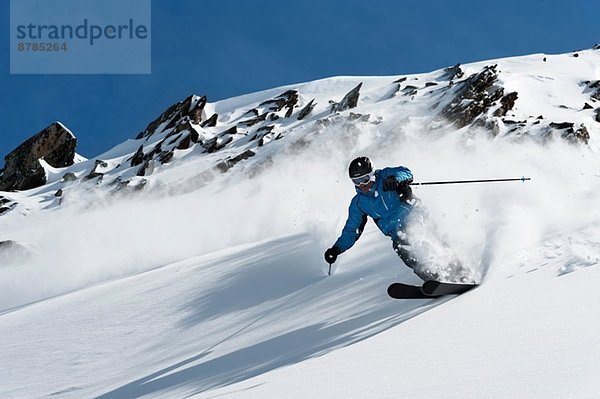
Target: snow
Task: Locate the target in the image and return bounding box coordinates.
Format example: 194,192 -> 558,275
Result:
1,48 -> 600,398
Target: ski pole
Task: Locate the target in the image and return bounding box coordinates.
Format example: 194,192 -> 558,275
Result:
327,263 -> 332,276
410,177 -> 531,186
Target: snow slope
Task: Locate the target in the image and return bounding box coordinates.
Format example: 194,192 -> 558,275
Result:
1,48 -> 600,398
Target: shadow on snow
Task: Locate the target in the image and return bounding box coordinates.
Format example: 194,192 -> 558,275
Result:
97,234 -> 448,398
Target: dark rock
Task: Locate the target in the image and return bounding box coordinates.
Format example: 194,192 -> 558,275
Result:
0,196 -> 15,215
83,160 -> 108,181
549,122 -> 574,130
176,133 -> 193,150
136,102 -> 179,139
164,96 -> 206,131
473,117 -> 501,136
256,125 -> 274,134
573,53 -> 579,58
215,150 -> 256,173
393,77 -> 407,83
259,90 -> 299,117
190,96 -> 207,124
583,103 -> 593,110
493,92 -> 518,117
137,160 -> 153,177
332,83 -> 362,112
425,82 -> 438,87
297,99 -> 316,120
220,126 -> 238,135
83,172 -> 103,181
158,151 -> 174,164
260,98 -> 286,111
269,113 -> 280,121
167,133 -> 184,146
130,145 -> 145,167
173,121 -> 194,135
238,113 -> 268,127
502,119 -> 525,125
243,109 -> 259,117
436,65 -> 504,129
595,108 -> 600,123
258,137 -> 269,147
203,135 -> 233,153
0,122 -> 77,191
561,124 -> 589,145
402,85 -> 418,96
62,172 -> 77,182
543,57 -> 547,62
348,112 -> 370,122
590,84 -> 600,102
443,64 -> 464,80
55,189 -> 63,197
256,126 -> 277,147
163,95 -> 197,130
594,43 -> 600,50
201,113 -> 218,127
163,130 -> 181,145
136,95 -> 208,139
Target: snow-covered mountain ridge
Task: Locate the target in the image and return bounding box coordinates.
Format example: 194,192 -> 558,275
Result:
1,48 -> 599,218
1,48 -> 600,398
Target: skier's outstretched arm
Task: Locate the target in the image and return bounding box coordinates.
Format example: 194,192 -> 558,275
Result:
325,196 -> 367,264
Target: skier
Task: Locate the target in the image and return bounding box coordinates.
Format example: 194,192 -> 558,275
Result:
324,156 -> 439,281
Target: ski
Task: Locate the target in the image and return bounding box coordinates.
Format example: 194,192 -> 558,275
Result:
387,283 -> 440,299
387,281 -> 477,299
422,280 -> 477,296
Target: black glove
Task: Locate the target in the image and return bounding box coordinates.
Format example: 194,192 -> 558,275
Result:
383,176 -> 413,191
324,246 -> 341,264
382,176 -> 402,191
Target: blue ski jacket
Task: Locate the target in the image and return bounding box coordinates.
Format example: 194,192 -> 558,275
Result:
333,166 -> 413,252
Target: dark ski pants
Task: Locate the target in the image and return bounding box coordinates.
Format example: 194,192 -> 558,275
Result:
392,237 -> 438,281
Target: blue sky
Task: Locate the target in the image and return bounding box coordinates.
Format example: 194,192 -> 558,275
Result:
1,0 -> 599,162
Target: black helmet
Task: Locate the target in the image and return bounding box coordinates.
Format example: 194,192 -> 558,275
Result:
348,156 -> 373,178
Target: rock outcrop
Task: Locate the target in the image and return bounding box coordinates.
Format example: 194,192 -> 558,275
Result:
436,65 -> 505,129
548,122 -> 590,145
0,122 -> 77,191
332,83 -> 362,113
135,95 -> 208,140
493,92 -> 518,117
297,99 -> 316,120
0,195 -> 16,215
442,64 -> 464,80
259,90 -> 299,118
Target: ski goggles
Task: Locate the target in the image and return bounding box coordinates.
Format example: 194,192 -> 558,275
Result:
351,172 -> 373,186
